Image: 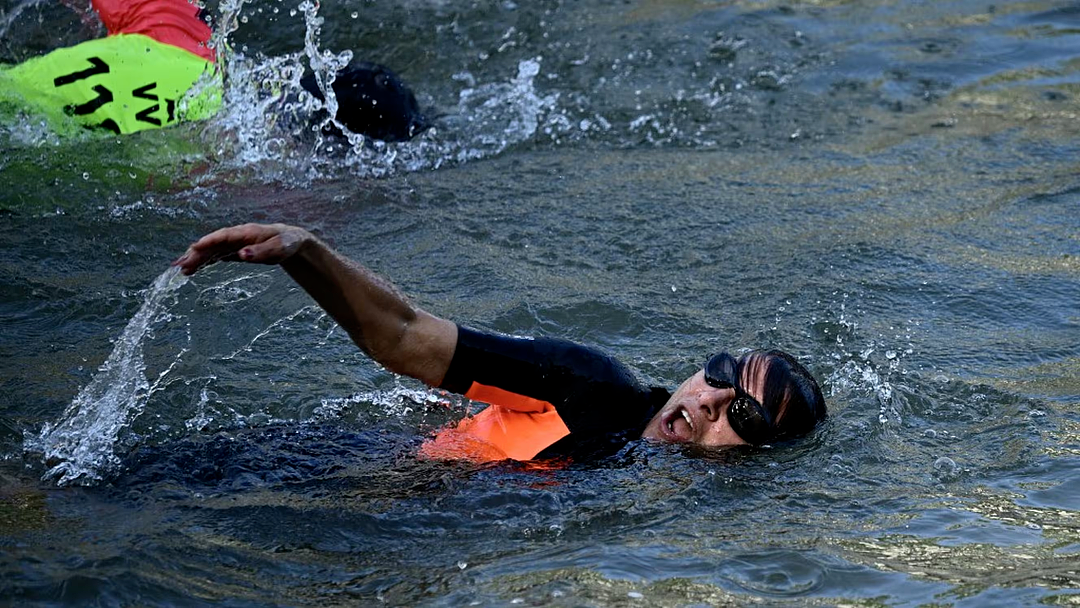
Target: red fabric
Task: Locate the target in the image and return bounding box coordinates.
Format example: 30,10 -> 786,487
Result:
92,0 -> 215,62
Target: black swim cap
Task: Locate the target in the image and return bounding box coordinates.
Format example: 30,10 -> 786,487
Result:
300,61 -> 431,142
737,350 -> 826,442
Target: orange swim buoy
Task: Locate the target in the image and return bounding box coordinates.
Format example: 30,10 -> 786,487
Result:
419,382 -> 570,463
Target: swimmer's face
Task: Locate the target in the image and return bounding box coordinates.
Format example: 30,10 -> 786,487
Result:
641,353 -> 774,448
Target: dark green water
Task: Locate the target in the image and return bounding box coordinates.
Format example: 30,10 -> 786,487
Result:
2,0 -> 1079,606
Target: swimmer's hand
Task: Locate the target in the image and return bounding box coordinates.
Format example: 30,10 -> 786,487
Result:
173,223 -> 312,275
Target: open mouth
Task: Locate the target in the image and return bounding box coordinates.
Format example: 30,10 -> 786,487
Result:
664,407 -> 694,441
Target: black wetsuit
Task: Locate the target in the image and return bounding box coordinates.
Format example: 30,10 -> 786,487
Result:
438,325 -> 671,460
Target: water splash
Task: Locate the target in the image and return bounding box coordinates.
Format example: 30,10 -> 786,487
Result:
26,267 -> 189,486
208,0 -> 248,58
818,294 -> 918,430
213,51 -> 564,179
298,0 -> 353,141
447,57 -> 559,162
210,51 -> 312,169
338,57 -> 562,177
829,357 -> 899,427
311,384 -> 455,424
204,0 -> 308,172
205,0 -> 567,183
204,0 -> 356,182
0,112 -> 67,148
3,0 -> 570,180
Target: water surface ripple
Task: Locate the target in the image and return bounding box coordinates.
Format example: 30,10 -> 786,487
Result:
1,0 -> 1079,606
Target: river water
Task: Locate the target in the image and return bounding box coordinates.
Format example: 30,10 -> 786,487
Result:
2,0 -> 1079,606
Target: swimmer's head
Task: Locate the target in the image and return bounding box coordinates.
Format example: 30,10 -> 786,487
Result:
300,61 -> 432,142
736,349 -> 826,443
642,349 -> 825,448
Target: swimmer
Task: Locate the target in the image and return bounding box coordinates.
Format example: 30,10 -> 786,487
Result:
301,61 -> 431,143
0,0 -> 429,141
173,224 -> 826,462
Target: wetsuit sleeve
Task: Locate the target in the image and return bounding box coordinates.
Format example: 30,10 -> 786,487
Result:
92,0 -> 215,62
439,325 -> 657,435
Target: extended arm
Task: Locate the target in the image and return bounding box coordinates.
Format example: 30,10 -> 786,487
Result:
173,223 -> 457,386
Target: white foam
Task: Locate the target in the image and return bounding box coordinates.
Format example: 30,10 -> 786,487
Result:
26,267 -> 189,486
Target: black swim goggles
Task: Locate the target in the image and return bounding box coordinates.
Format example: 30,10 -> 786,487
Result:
703,353 -> 775,445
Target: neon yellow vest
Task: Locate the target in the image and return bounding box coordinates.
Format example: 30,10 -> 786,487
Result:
0,33 -> 221,135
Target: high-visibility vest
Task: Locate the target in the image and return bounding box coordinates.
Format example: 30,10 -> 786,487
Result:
1,33 -> 221,135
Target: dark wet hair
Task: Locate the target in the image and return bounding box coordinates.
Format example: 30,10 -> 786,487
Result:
737,350 -> 826,442
300,61 -> 431,142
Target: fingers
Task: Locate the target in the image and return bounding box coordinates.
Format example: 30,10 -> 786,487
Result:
191,223 -> 275,255
236,234 -> 290,265
172,223 -> 302,275
172,247 -> 212,275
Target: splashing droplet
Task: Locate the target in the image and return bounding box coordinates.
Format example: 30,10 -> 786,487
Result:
26,268 -> 189,486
